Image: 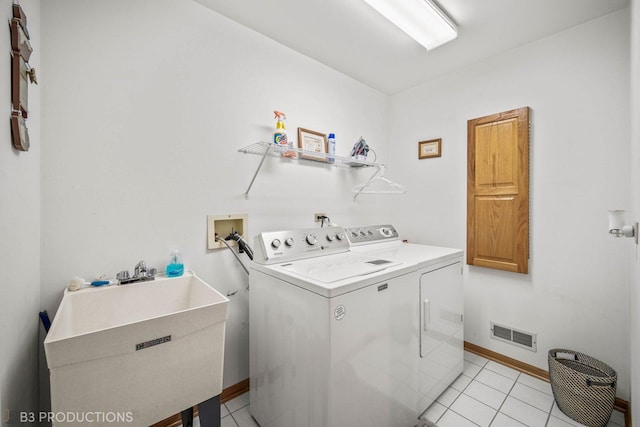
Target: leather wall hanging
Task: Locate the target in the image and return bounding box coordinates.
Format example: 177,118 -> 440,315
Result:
10,2 -> 36,152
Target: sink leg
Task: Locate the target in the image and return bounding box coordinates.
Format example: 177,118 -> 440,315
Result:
198,395 -> 221,427
180,406 -> 194,427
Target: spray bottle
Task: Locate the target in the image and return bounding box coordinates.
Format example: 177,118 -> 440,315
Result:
273,110 -> 296,157
273,111 -> 287,145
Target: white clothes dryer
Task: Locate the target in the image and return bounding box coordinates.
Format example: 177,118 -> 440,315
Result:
346,224 -> 464,416
249,225 -> 462,427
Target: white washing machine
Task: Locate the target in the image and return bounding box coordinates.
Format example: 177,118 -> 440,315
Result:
345,225 -> 464,416
249,225 -> 462,427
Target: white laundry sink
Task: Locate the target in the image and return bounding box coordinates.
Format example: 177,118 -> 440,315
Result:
44,272 -> 229,427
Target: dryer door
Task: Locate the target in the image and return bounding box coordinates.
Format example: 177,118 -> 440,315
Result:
418,260 -> 464,411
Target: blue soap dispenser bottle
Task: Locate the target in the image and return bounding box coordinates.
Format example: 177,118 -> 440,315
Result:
166,250 -> 184,277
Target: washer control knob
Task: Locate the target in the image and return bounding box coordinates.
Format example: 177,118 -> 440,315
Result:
271,239 -> 281,249
351,231 -> 358,238
360,231 -> 366,237
380,227 -> 392,237
306,234 -> 317,245
285,237 -> 295,247
336,233 -> 345,241
326,234 -> 335,242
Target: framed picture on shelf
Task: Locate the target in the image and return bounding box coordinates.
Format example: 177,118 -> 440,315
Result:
418,138 -> 442,159
297,128 -> 328,162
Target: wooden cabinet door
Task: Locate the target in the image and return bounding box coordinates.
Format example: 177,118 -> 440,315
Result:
467,107 -> 529,274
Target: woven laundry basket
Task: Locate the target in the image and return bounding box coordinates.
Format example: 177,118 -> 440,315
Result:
548,349 -> 617,427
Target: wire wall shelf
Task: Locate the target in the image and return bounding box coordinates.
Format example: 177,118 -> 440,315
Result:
238,141 -> 406,200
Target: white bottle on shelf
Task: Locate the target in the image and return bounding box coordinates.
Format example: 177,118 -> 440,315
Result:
328,133 -> 336,164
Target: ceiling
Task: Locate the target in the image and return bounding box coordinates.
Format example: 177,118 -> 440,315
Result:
193,0 -> 629,94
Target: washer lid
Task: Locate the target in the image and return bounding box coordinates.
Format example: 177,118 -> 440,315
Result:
277,252 -> 401,283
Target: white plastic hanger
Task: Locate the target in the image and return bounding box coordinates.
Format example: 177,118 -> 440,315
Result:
353,165 -> 407,200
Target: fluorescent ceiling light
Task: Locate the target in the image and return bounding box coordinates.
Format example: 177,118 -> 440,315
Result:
362,0 -> 457,50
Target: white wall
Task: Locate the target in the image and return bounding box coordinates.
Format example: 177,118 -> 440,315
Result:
0,0 -> 41,423
36,0 -> 636,418
629,0 -> 640,420
390,10 -> 632,399
40,0 -> 389,400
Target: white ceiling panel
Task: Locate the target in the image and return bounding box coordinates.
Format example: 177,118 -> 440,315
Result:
193,0 -> 630,94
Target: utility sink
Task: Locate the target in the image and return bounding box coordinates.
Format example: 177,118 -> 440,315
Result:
44,272 -> 229,427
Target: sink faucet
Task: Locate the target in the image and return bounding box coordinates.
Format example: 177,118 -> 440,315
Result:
134,260 -> 147,278
117,260 -> 157,285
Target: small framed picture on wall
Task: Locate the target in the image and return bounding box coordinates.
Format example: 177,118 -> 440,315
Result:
418,138 -> 442,159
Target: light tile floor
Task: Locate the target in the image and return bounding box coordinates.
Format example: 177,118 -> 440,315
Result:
186,351 -> 626,427
185,391 -> 257,427
423,351 -> 625,427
